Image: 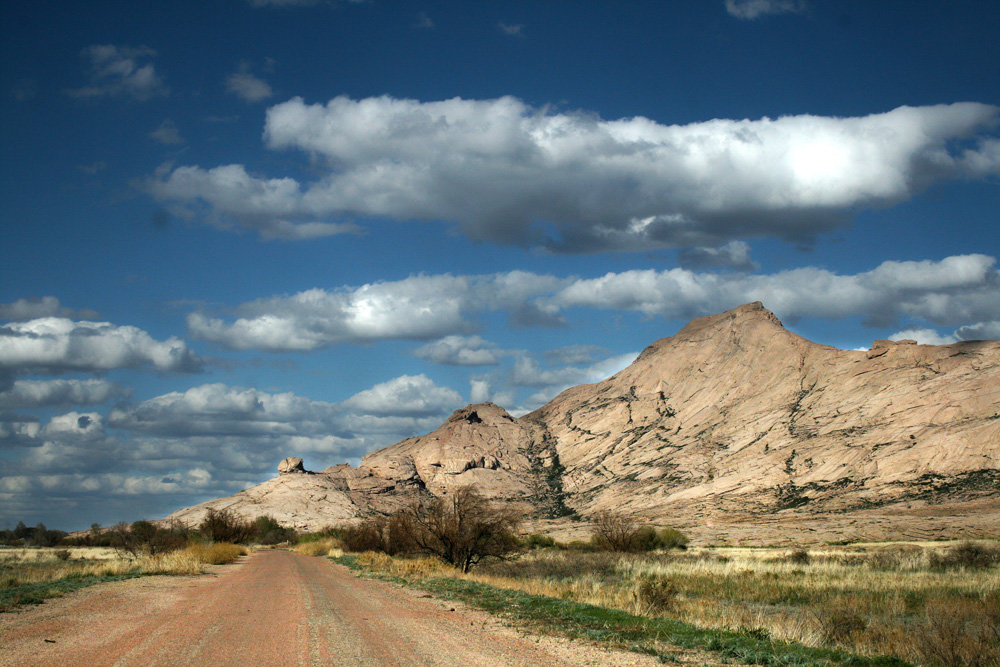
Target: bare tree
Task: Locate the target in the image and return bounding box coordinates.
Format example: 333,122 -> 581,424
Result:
402,486 -> 520,573
591,510 -> 640,552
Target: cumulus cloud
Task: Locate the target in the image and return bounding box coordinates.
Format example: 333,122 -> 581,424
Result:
549,254 -> 1000,327
147,163 -> 361,239
0,379 -> 130,409
226,64 -> 273,102
0,318 -> 202,378
0,297 -> 98,322
678,240 -> 759,271
341,374 -> 463,417
186,254 -> 1000,354
725,0 -> 806,19
888,329 -> 958,346
148,96 -> 1000,250
413,336 -> 502,366
187,273 -> 559,351
68,45 -> 168,101
514,352 -> 638,410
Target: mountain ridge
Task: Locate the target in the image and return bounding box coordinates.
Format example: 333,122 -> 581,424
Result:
165,302 -> 1000,544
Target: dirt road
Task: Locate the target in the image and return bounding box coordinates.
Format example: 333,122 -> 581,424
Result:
0,550 -> 663,666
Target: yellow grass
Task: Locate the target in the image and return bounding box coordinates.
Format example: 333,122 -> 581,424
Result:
0,542 -> 249,590
294,538 -> 340,557
350,541 -> 1000,665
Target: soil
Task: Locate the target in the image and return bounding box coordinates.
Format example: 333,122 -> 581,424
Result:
0,550 -> 725,666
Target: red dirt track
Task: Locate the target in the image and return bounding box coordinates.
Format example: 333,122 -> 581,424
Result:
0,550 -> 661,666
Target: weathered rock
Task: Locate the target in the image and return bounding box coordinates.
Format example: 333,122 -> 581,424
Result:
278,457 -> 305,474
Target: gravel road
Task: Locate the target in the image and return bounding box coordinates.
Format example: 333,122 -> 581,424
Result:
0,550 -> 667,666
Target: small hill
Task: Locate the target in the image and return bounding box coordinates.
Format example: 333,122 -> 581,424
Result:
165,302 -> 1000,544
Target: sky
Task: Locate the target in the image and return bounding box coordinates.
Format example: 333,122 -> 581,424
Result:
1,0 -> 998,530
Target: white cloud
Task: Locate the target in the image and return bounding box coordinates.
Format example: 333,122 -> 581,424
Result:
888,329 -> 958,346
226,65 -> 273,103
149,97 -> 1000,250
0,379 -> 130,408
415,12 -> 434,29
678,240 -> 759,271
413,335 -> 502,366
342,374 -> 463,417
725,0 -> 806,20
188,277 -> 473,350
149,119 -> 184,145
148,164 -> 361,239
550,254 -> 1000,327
68,45 -> 168,101
185,254 -> 1000,353
0,318 -> 202,377
186,273 -> 559,351
515,352 -> 638,410
0,297 -> 98,322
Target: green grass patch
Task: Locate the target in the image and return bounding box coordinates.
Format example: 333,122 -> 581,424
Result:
0,572 -> 143,611
333,555 -> 908,666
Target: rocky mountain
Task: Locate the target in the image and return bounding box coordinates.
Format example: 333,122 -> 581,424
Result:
165,302 -> 1000,544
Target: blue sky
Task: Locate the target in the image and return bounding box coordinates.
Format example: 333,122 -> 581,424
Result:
2,0 -> 998,530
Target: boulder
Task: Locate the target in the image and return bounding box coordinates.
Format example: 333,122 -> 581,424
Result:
278,457 -> 305,474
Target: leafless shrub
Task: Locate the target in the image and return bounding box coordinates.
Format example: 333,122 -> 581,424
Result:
591,511 -> 640,551
402,486 -> 520,573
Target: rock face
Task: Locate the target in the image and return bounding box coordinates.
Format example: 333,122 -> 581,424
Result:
164,302 -> 1000,543
278,457 -> 305,475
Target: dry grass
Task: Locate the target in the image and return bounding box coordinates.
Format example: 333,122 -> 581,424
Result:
294,538 -> 340,557
348,540 -> 1000,666
1,542 -> 249,609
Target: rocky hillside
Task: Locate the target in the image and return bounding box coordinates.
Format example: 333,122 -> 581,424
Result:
165,302 -> 1000,544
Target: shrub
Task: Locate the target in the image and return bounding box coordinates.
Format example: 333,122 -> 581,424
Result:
656,528 -> 689,550
590,512 -> 688,552
252,515 -> 296,545
590,511 -> 639,551
930,541 -> 1000,570
787,549 -> 811,565
341,519 -> 386,553
635,575 -> 677,613
402,486 -> 521,572
199,508 -> 253,544
524,533 -> 556,549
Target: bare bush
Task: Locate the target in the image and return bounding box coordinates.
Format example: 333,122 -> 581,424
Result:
402,486 -> 520,573
591,511 -> 639,551
590,512 -> 688,552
